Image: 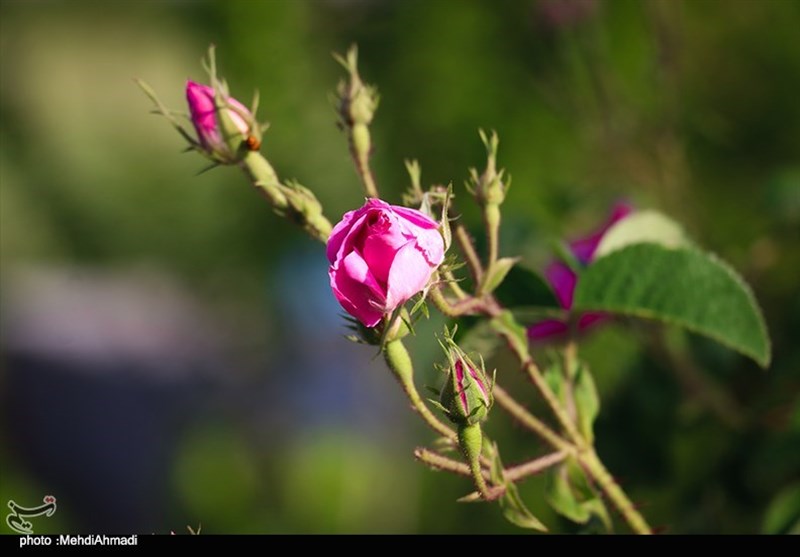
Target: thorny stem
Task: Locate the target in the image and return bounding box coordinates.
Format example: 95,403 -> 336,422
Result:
481,203 -> 501,291
454,221 -> 484,285
459,423 -> 491,499
348,126 -> 379,199
240,151 -> 289,211
579,449 -> 652,535
414,447 -> 568,484
506,450 -> 569,482
442,268 -> 469,300
428,286 -> 484,318
448,216 -> 652,533
241,151 -> 333,243
491,318 -> 585,446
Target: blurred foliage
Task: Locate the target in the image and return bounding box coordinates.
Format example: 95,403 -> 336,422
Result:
1,0 -> 798,534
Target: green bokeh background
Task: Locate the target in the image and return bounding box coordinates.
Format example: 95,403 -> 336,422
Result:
1,0 -> 798,534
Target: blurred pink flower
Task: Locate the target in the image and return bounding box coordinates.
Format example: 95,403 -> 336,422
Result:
528,202 -> 633,341
327,199 -> 445,328
537,0 -> 599,29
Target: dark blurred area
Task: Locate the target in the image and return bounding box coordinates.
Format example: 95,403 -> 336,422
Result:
1,0 -> 798,534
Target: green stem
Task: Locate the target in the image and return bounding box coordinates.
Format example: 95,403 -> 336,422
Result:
459,423 -> 491,499
506,450 -> 569,482
579,449 -> 652,535
414,447 -> 481,478
442,269 -> 468,300
414,447 -> 567,490
240,151 -> 333,243
383,339 -> 456,442
491,316 -> 584,446
349,124 -> 379,198
241,151 -> 288,211
482,202 -> 501,282
454,221 -> 484,285
428,286 -> 484,318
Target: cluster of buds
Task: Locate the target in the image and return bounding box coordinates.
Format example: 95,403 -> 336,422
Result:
334,45 -> 380,196
138,47 -> 333,242
335,46 -> 378,140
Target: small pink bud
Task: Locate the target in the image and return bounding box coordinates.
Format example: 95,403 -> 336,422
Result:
440,356 -> 493,426
185,80 -> 254,160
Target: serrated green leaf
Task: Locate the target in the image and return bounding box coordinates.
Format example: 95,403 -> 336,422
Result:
573,363 -> 599,444
493,264 -> 560,309
573,244 -> 771,368
595,210 -> 691,258
480,257 -> 519,295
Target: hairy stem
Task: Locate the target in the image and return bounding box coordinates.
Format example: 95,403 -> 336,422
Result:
349,124 -> 379,198
414,448 -> 568,485
491,317 -> 584,445
240,151 -> 288,211
482,202 -> 501,286
579,449 -> 652,534
240,151 -> 333,243
383,339 -> 456,442
428,286 -> 484,317
454,221 -> 484,285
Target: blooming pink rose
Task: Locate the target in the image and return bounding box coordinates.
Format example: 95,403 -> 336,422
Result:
528,202 -> 633,341
327,199 -> 445,328
185,80 -> 251,153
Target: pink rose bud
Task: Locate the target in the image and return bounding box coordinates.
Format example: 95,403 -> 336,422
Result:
326,199 -> 445,328
185,80 -> 254,159
440,357 -> 492,426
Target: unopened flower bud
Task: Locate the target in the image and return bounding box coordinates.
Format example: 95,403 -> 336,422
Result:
186,80 -> 259,163
336,46 -> 378,128
440,351 -> 493,426
467,130 -> 509,207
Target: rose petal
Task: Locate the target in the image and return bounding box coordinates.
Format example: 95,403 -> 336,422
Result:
329,251 -> 387,327
327,207 -> 363,263
361,209 -> 409,284
225,96 -> 251,136
411,226 -> 445,267
544,261 -> 577,309
577,312 -> 608,331
384,239 -> 438,310
186,81 -> 220,148
570,202 -> 634,263
527,319 -> 569,340
391,206 -> 441,230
